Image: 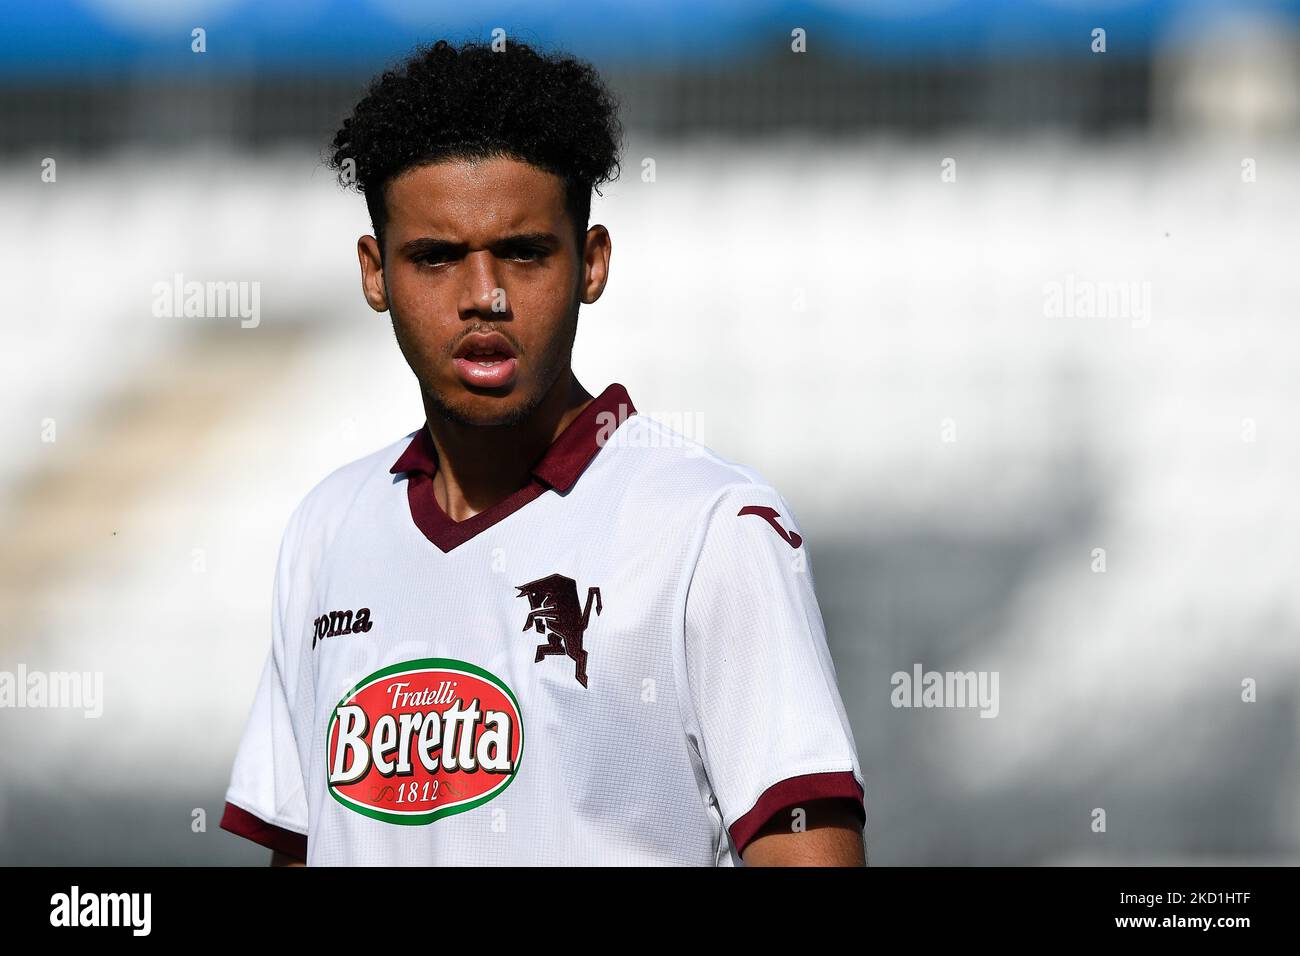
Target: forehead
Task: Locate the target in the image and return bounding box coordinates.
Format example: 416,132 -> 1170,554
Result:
382,156 -> 568,241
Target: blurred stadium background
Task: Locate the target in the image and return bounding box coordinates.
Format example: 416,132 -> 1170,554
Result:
1,0 -> 1298,864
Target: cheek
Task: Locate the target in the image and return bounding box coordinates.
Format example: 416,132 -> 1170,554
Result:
388,273 -> 457,343
508,271 -> 578,338
389,268 -> 442,313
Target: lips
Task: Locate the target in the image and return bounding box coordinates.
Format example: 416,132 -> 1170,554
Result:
453,331 -> 517,362
451,331 -> 519,390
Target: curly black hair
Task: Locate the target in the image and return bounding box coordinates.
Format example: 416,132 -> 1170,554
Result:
328,38 -> 623,256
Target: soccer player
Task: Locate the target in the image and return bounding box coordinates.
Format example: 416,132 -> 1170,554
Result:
220,38 -> 865,866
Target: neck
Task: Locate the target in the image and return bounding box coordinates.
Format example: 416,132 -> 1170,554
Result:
422,373 -> 593,521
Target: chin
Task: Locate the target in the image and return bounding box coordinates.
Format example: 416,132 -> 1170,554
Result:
428,385 -> 539,429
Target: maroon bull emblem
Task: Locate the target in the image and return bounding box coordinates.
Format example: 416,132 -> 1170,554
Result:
516,573 -> 602,687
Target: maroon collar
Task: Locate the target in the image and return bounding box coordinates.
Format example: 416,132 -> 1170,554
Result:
390,383 -> 635,552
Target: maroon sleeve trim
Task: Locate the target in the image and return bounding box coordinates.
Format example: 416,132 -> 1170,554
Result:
728,771 -> 865,856
220,801 -> 308,861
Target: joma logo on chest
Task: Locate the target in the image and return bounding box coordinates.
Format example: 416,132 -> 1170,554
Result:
312,607 -> 373,649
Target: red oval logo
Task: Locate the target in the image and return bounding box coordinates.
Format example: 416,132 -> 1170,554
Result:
326,659 -> 523,825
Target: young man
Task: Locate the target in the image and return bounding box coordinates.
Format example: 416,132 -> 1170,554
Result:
220,38 -> 865,866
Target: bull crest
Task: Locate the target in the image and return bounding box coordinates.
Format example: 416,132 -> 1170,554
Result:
516,573 -> 602,688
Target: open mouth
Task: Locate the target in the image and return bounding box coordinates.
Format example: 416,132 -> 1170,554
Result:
453,331 -> 517,363
461,349 -> 512,366
451,331 -> 519,389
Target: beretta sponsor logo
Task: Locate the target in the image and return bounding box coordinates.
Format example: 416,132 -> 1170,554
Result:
327,658 -> 523,825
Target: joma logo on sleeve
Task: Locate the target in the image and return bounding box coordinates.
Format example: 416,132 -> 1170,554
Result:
737,505 -> 803,549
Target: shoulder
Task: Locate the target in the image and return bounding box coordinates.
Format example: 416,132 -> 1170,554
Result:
599,413 -> 796,525
279,432 -> 414,556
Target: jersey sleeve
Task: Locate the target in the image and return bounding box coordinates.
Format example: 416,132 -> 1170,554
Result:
219,510 -> 310,861
679,483 -> 865,858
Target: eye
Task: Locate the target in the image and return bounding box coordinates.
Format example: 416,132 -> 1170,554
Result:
507,246 -> 547,262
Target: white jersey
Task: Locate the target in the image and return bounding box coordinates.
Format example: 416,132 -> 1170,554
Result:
221,383 -> 864,865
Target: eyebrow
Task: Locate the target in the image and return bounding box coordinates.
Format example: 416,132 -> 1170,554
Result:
399,232 -> 560,257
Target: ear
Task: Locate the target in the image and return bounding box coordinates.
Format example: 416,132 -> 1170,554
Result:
357,235 -> 389,313
578,224 -> 612,305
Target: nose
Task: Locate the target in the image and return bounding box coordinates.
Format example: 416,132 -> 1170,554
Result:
457,249 -> 509,321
